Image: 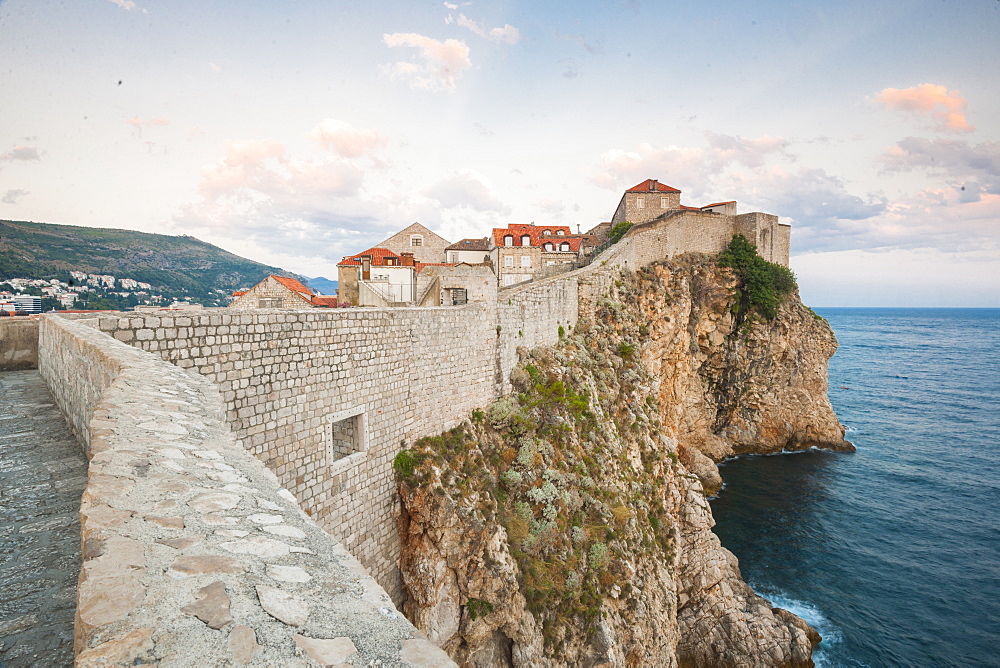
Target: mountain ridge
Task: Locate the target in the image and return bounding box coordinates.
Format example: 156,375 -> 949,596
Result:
0,219 -> 306,304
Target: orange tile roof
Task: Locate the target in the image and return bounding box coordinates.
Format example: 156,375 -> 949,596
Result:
271,276 -> 314,295
310,296 -> 340,307
415,262 -> 456,273
232,290 -> 247,297
337,247 -> 402,266
491,224 -> 575,248
626,179 -> 681,193
700,201 -> 736,208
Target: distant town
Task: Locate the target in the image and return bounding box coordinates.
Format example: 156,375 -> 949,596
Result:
0,271 -> 224,315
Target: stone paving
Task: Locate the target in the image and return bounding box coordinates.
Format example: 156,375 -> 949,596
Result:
0,370 -> 88,668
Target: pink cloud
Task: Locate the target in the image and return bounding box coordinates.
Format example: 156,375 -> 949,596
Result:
0,145 -> 40,163
306,119 -> 387,158
382,33 -> 471,91
126,117 -> 170,128
875,84 -> 974,134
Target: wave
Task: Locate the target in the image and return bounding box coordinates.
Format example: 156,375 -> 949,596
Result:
749,586 -> 865,667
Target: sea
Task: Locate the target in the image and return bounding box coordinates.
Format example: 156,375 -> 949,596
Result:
709,308 -> 1000,668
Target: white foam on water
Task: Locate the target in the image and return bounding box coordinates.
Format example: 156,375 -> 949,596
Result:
751,586 -> 867,668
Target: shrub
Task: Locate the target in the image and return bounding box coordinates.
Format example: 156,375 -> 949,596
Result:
393,450 -> 422,481
588,542 -> 609,570
719,234 -> 797,320
608,221 -> 633,244
466,598 -> 495,620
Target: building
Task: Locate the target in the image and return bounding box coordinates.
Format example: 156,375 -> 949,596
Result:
444,238 -> 491,264
488,223 -> 595,287
375,222 -> 452,264
610,179 -> 789,266
337,248 -> 423,306
230,276 -> 339,309
12,295 -> 41,314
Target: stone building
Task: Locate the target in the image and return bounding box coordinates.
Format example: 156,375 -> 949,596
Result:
375,222 -> 452,264
445,238 -> 491,264
489,223 -> 596,287
610,179 -> 790,266
230,275 -> 338,309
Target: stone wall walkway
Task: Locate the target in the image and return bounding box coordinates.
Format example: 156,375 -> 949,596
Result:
0,370 -> 87,667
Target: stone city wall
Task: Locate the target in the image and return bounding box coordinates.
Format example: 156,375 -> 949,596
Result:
37,314 -> 453,667
43,211 -> 782,614
79,306 -> 497,602
0,317 -> 39,371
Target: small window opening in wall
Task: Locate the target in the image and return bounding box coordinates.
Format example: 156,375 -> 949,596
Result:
410,235 -> 423,247
327,409 -> 367,466
636,197 -> 645,209
448,287 -> 468,305
258,298 -> 282,308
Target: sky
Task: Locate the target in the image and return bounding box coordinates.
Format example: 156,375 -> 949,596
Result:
1,0 -> 998,306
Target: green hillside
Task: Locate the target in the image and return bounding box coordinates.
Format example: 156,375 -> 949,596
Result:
0,219 -> 303,304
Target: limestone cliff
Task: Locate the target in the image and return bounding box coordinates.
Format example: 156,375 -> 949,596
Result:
396,254 -> 846,666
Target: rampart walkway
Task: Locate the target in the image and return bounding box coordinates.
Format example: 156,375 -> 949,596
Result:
0,370 -> 87,667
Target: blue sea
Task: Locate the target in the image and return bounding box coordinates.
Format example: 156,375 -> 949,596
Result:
710,308 -> 1000,667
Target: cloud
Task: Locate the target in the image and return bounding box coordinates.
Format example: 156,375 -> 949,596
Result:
382,33 -> 471,92
125,117 -> 170,138
875,84 -> 974,134
447,13 -> 521,44
1,145 -> 41,163
880,137 -> 1000,196
307,119 -> 387,158
2,189 -> 29,204
423,171 -> 511,214
590,133 -> 792,193
107,0 -> 147,13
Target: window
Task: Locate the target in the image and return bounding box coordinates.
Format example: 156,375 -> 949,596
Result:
636,197 -> 645,209
504,235 -> 514,247
521,235 -> 531,246
504,256 -> 514,267
544,242 -> 553,251
503,274 -> 516,286
560,242 -> 570,251
258,298 -> 282,308
410,235 -> 423,247
384,257 -> 396,266
661,197 -> 669,208
546,260 -> 556,266
556,230 -> 565,236
521,256 -> 531,267
542,229 -> 550,236
327,408 -> 367,466
448,287 -> 468,305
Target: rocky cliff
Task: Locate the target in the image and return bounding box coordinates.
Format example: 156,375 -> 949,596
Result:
396,254 -> 849,666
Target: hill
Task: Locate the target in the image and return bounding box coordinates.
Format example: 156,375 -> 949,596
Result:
0,220 -> 304,305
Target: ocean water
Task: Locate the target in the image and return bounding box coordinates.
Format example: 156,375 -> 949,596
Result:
710,308 -> 1000,667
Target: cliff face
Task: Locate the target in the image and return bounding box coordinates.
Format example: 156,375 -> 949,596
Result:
397,255 -> 846,667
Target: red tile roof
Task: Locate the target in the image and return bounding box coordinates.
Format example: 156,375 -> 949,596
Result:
232,290 -> 247,297
415,262 -> 456,273
337,247 -> 402,267
679,205 -> 701,210
626,179 -> 681,193
491,224 -> 575,248
700,201 -> 736,208
272,276 -> 314,295
310,296 -> 340,307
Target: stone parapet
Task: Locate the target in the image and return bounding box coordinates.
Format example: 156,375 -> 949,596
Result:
37,315 -> 454,667
0,317 -> 39,371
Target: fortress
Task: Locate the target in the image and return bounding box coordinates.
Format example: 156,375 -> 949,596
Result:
1,183 -> 791,665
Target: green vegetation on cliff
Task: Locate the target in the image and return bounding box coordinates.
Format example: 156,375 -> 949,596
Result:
719,234 -> 797,320
398,268 -> 684,654
0,219 -> 302,305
